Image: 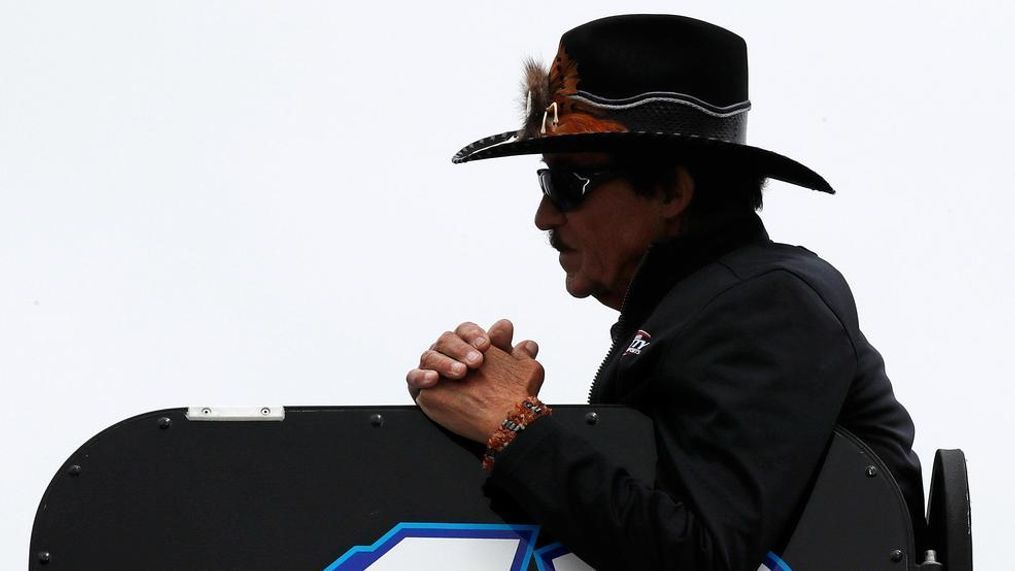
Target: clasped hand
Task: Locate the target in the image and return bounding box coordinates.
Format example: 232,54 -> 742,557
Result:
407,319 -> 544,443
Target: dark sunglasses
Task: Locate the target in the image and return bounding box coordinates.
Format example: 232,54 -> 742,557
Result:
537,168 -> 626,212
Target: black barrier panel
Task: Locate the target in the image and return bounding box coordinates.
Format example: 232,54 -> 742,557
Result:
29,406 -> 654,570
780,429 -> 916,570
30,405 -> 918,570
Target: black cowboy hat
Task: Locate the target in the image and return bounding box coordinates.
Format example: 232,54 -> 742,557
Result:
452,14 -> 833,193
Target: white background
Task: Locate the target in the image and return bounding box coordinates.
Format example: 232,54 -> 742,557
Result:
1,1 -> 1011,567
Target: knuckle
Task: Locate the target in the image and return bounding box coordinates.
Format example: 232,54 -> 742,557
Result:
421,350 -> 455,374
421,350 -> 444,369
438,331 -> 454,343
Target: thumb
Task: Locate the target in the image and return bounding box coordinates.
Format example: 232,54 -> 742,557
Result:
512,339 -> 539,359
487,319 -> 515,352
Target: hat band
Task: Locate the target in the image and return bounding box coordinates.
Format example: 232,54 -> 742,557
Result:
569,92 -> 750,144
572,91 -> 750,116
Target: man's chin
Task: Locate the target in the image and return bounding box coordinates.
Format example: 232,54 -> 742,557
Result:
568,277 -> 592,300
565,275 -> 622,310
564,275 -> 595,299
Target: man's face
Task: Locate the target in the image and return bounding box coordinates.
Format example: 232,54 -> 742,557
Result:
535,153 -> 670,310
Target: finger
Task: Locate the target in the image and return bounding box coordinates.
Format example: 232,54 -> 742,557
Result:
530,361 -> 546,394
406,368 -> 439,390
420,349 -> 471,379
487,319 -> 515,352
432,331 -> 485,369
453,321 -> 491,351
406,368 -> 439,401
513,339 -> 539,359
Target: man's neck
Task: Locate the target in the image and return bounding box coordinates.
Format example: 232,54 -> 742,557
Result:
614,210 -> 769,318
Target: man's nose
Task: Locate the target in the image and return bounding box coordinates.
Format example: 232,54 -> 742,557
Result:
534,195 -> 565,230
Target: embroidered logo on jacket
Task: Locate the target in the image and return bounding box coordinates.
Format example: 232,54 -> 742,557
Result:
624,330 -> 652,356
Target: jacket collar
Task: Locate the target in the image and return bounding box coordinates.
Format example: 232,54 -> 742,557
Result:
615,211 -> 770,331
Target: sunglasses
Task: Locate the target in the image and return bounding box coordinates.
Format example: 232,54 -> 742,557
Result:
537,168 -> 626,212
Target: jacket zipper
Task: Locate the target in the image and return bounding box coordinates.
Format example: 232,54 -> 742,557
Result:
587,323 -> 623,404
587,246 -> 650,404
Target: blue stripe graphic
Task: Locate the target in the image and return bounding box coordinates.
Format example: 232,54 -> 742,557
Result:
325,521 -> 789,571
323,522 -> 540,571
534,542 -> 571,571
762,550 -> 792,571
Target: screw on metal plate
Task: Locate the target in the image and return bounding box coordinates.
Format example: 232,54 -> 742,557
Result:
201,407 -> 212,415
369,413 -> 384,427
585,411 -> 599,425
260,407 -> 271,416
67,464 -> 81,477
890,549 -> 904,563
865,465 -> 878,478
37,551 -> 51,564
158,417 -> 172,429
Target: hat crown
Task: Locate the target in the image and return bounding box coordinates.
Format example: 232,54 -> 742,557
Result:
560,15 -> 748,108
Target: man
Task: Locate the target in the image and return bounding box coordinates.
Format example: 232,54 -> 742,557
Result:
406,15 -> 924,570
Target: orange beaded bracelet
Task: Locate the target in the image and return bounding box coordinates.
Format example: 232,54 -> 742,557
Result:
481,396 -> 552,473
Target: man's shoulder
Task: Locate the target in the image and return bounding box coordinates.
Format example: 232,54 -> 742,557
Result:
712,241 -> 861,332
719,241 -> 844,286
643,240 -> 862,337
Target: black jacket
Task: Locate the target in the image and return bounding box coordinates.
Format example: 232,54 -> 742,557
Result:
490,213 -> 924,570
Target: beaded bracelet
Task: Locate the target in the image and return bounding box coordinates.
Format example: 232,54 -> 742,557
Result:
482,396 -> 552,473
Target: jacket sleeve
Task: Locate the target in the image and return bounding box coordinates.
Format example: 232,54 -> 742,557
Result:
489,270 -> 857,570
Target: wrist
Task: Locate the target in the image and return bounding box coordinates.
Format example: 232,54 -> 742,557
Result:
481,396 -> 552,473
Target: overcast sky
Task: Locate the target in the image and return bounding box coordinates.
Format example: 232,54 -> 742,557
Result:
2,0 -> 1011,567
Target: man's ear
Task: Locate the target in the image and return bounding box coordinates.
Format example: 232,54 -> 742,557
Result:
660,165 -> 694,222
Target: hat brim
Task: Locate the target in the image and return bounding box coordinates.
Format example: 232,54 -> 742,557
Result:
452,131 -> 833,193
